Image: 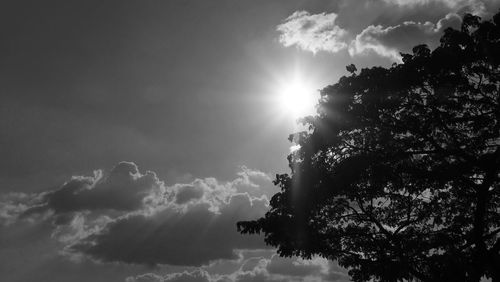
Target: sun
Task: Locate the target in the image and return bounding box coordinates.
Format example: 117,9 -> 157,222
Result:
277,77 -> 319,119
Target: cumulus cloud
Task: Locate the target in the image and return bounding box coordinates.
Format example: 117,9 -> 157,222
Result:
276,0 -> 500,61
276,11 -> 349,54
169,166 -> 274,213
169,178 -> 234,213
13,162 -> 274,219
349,13 -> 462,61
276,10 -> 462,61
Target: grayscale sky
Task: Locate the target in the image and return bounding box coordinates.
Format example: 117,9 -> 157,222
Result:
1,1 -> 498,282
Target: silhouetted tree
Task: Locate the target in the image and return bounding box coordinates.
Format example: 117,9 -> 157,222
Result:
239,11 -> 500,282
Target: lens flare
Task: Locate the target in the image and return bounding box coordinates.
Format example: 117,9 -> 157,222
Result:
277,77 -> 318,119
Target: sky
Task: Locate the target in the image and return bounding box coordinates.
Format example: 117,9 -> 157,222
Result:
1,1 -> 499,282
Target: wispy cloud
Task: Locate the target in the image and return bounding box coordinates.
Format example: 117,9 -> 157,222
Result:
383,0 -> 491,15
349,13 -> 462,61
125,253 -> 349,282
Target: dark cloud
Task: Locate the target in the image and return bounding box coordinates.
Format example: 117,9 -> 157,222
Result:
126,254 -> 350,282
264,255 -> 349,282
22,162 -> 164,216
0,192 -> 43,224
0,163 -> 277,267
126,270 -> 211,282
15,162 -> 274,221
267,256 -> 324,277
174,185 -> 204,204
70,193 -> 269,266
0,162 -> 350,280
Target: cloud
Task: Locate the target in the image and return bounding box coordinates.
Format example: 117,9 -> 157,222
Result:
276,11 -> 349,54
0,192 -> 43,224
0,162 -> 349,280
267,256 -> 325,277
0,162 -> 277,267
276,10 -> 462,61
169,166 -> 274,213
69,193 -> 269,266
262,255 -> 349,282
174,184 -> 204,204
21,162 -> 165,217
382,0 -> 494,15
275,10 -> 462,60
126,270 -> 211,282
276,0 -> 500,61
349,13 -> 462,61
232,166 -> 275,200
125,254 -> 350,282
170,178 -> 233,212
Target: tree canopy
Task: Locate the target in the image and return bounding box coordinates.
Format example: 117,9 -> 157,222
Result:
238,11 -> 500,282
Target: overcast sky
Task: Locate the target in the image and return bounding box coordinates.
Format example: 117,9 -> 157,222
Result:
1,1 -> 499,282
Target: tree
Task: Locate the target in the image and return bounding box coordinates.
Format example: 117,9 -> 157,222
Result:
238,11 -> 500,282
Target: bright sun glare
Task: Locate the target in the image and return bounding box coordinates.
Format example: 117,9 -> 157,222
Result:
277,77 -> 318,119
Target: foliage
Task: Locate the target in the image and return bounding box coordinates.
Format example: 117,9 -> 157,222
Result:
238,11 -> 500,282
